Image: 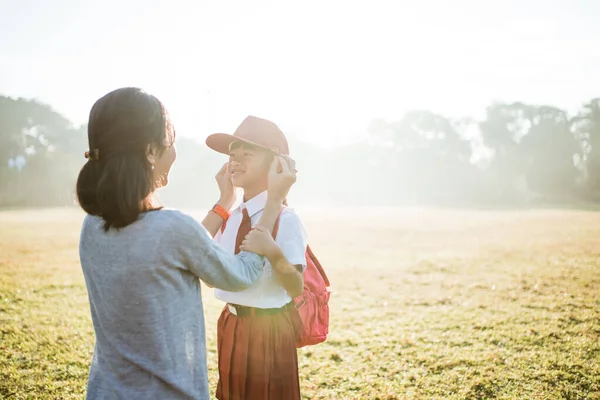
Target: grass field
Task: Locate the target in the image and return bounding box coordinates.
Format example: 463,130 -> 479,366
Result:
1,206 -> 599,399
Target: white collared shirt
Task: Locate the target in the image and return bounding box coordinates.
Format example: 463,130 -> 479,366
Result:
213,190 -> 308,308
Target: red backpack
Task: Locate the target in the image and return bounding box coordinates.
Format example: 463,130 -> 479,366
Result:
271,209 -> 331,348
220,208 -> 331,348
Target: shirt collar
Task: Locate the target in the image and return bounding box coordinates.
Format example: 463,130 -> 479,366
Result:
237,190 -> 268,218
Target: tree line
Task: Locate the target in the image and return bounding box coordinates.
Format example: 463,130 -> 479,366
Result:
1,94 -> 600,208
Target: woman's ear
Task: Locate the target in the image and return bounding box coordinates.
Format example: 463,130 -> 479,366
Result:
146,143 -> 158,166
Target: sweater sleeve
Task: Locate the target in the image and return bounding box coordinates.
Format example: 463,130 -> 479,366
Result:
169,211 -> 265,292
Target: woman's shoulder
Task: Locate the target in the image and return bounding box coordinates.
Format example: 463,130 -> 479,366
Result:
146,208 -> 203,232
81,209 -> 206,239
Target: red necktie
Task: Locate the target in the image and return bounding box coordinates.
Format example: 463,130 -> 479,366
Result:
234,207 -> 252,255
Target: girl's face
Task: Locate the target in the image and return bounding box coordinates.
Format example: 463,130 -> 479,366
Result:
228,143 -> 272,190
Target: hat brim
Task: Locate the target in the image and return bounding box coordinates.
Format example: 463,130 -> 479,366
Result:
205,133 -> 280,155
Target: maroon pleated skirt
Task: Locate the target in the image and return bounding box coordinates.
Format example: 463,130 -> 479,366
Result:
216,304 -> 301,400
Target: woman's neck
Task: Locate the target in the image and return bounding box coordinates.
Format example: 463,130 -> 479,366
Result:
146,193 -> 163,210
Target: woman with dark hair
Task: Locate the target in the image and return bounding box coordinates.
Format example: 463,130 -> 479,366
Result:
76,87 -> 296,399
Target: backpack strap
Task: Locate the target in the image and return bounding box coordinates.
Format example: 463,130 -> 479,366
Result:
273,206 -> 330,287
307,245 -> 330,287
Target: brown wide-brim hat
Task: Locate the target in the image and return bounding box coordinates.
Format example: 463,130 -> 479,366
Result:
206,115 -> 290,156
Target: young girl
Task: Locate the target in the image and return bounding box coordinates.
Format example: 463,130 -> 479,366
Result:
76,88 -> 296,399
205,115 -> 307,400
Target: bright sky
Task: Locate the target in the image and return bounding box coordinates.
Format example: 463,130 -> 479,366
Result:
1,0 -> 600,147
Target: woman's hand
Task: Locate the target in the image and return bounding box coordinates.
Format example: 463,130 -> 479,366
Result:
239,226 -> 282,260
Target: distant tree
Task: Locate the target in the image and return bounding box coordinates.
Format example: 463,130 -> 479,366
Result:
572,98 -> 600,196
479,102 -> 538,202
0,96 -> 72,160
368,110 -> 475,204
519,106 -> 580,199
0,95 -> 84,206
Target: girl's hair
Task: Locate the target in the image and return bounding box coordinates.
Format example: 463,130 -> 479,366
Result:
76,87 -> 175,231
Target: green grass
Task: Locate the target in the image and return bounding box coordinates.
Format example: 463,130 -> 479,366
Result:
1,207 -> 599,399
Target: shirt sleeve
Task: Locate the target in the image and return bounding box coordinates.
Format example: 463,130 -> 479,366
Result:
276,208 -> 308,271
170,212 -> 265,291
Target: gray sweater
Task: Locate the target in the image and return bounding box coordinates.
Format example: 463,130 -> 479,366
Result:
78,209 -> 264,399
